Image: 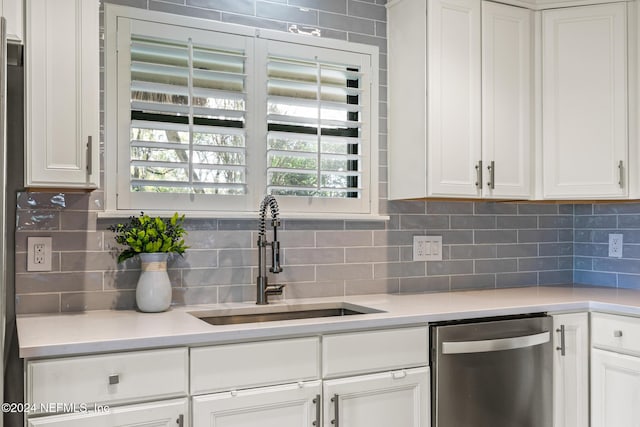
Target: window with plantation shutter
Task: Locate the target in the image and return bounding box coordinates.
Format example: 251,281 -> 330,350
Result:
106,6 -> 379,217
129,35 -> 248,195
266,56 -> 363,199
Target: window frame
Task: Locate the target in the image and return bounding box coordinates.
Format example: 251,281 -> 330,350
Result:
104,5 -> 380,219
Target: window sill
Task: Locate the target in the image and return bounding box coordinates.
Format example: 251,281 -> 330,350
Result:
98,210 -> 390,221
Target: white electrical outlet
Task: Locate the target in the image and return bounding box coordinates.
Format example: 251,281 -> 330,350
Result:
609,233 -> 623,258
413,235 -> 442,261
27,237 -> 52,271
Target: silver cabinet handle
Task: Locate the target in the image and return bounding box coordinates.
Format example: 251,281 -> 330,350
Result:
176,414 -> 184,426
108,374 -> 119,385
86,136 -> 93,176
331,394 -> 340,426
475,161 -> 483,189
312,395 -> 320,426
487,160 -> 495,190
614,330 -> 623,338
619,160 -> 624,188
556,325 -> 566,356
442,331 -> 550,354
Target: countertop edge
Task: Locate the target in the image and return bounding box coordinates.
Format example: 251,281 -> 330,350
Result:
17,288 -> 640,359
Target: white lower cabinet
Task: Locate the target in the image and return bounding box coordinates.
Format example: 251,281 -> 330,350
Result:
591,312 -> 640,427
190,327 -> 429,427
24,348 -> 189,426
591,349 -> 640,427
552,312 -> 589,427
323,367 -> 429,427
27,398 -> 188,426
192,381 -> 322,427
26,326 -> 430,427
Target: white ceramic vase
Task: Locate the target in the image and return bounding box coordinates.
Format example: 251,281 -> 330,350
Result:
136,252 -> 172,313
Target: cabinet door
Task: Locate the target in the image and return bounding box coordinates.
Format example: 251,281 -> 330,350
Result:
552,313 -> 589,427
27,398 -> 188,426
323,367 -> 429,427
387,0 -> 427,200
542,3 -> 627,199
427,0 -> 481,197
591,348 -> 640,427
25,0 -> 100,188
2,0 -> 23,42
481,1 -> 532,199
192,381 -> 322,427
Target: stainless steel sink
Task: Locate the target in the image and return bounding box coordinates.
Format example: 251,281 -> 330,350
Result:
190,302 -> 383,326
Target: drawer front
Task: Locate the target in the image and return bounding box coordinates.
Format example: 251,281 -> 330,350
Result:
27,398 -> 188,426
27,348 -> 188,413
592,313 -> 640,355
191,337 -> 320,395
322,326 -> 429,378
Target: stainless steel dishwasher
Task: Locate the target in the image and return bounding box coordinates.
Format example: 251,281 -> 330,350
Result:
431,314 -> 553,427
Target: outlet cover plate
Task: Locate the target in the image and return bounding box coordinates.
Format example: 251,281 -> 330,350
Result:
27,236 -> 52,272
609,233 -> 623,258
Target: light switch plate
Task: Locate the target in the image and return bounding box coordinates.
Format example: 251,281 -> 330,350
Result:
413,235 -> 442,261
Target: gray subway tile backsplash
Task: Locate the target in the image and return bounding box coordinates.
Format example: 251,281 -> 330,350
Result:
186,0 -> 255,15
450,274 -> 496,291
319,11 -> 375,34
288,0 -> 347,14
256,1 -> 318,25
14,0 -> 640,314
574,215 -> 618,229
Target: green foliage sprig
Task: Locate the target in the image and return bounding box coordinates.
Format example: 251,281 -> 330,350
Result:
108,212 -> 189,263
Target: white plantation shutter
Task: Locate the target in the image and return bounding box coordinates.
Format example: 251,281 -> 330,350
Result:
115,18 -> 255,211
265,54 -> 364,200
108,9 -> 378,215
130,35 -> 247,193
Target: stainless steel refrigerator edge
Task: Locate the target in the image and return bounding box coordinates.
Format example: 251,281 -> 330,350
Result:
431,315 -> 553,427
0,17 -> 7,427
3,21 -> 22,427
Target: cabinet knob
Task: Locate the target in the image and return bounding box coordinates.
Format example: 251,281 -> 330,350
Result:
392,370 -> 407,379
108,374 -> 119,385
614,330 -> 623,338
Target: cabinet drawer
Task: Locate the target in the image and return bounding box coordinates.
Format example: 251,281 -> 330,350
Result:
27,348 -> 188,413
27,398 -> 188,426
592,313 -> 640,355
322,326 -> 429,378
191,337 -> 320,395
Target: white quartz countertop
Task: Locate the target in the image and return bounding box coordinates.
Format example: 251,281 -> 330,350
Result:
17,286 -> 640,359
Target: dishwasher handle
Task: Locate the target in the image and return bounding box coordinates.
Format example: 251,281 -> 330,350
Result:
442,331 -> 550,355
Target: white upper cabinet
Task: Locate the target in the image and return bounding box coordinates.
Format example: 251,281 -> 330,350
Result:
481,2 -> 532,199
25,0 -> 100,189
2,0 -> 23,42
426,0 -> 482,198
387,0 -> 532,200
541,2 -> 628,199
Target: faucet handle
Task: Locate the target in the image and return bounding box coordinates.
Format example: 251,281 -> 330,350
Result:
265,284 -> 285,296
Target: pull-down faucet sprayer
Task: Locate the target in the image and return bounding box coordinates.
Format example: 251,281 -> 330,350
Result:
256,195 -> 284,305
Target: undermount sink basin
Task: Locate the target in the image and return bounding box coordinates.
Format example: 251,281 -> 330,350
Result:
190,302 -> 383,326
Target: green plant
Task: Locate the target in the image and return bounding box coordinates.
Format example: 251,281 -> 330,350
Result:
109,212 -> 189,263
